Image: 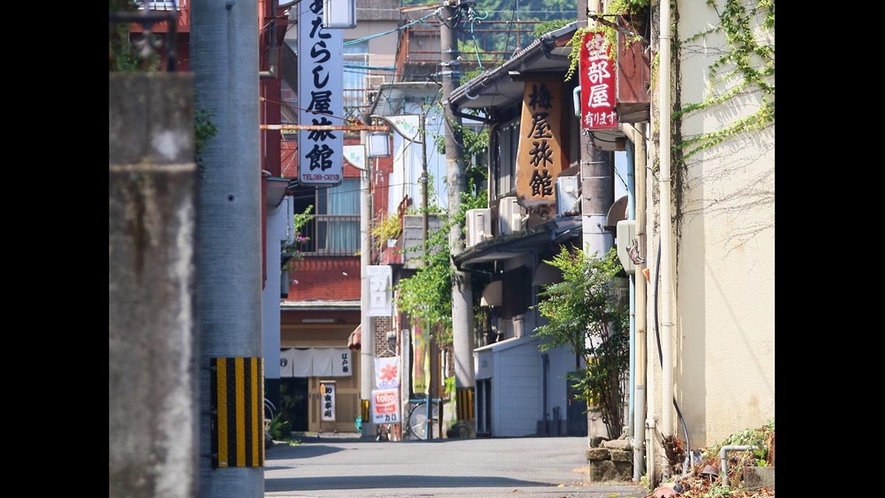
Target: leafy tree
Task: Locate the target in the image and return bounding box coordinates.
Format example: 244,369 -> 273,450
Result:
396,120 -> 488,348
533,246 -> 629,438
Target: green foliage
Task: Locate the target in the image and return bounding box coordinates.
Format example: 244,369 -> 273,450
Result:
108,0 -> 163,72
444,376 -> 456,396
675,0 -> 775,160
282,206 -> 314,271
267,411 -> 292,441
534,19 -> 573,38
372,212 -> 402,253
396,123 -> 488,348
564,0 -> 649,81
194,108 -> 218,169
268,383 -> 304,441
707,419 -> 774,466
533,246 -> 629,438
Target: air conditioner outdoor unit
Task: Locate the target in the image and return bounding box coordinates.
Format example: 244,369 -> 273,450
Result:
365,75 -> 385,90
498,197 -> 524,235
466,208 -> 492,247
555,176 -> 580,216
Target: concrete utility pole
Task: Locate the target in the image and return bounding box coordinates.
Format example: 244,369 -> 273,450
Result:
440,0 -> 476,436
581,0 -> 616,443
109,72 -> 198,498
191,0 -> 264,496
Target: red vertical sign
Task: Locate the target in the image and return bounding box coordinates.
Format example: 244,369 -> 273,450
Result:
579,30 -> 618,130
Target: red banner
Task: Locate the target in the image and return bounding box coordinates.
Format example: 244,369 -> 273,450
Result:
579,30 -> 618,130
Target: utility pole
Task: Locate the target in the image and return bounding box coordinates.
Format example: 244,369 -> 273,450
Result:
440,0 -> 476,437
580,0 -> 616,445
191,0 -> 264,496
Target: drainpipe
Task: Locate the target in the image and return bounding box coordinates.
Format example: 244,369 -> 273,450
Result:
542,353 -> 549,434
659,0 -> 675,475
622,123 -> 647,481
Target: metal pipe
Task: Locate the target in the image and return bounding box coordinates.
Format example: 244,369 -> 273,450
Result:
659,0 -> 675,461
720,445 -> 758,485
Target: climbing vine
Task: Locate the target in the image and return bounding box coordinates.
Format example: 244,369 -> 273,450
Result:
674,0 -> 774,161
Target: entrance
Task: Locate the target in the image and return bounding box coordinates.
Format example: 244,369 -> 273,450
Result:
280,377 -> 309,432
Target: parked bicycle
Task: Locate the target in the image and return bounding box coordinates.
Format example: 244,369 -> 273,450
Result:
405,398 -> 441,440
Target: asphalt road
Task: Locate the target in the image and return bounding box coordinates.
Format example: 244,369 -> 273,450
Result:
264,435 -> 647,498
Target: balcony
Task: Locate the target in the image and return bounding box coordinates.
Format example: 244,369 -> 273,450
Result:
129,0 -> 190,33
396,20 -> 547,83
291,215 -> 361,257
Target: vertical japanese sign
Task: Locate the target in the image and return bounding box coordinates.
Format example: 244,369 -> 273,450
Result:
515,78 -> 565,209
320,380 -> 336,422
334,349 -> 352,376
298,0 -> 344,185
579,30 -> 618,130
367,265 -> 392,316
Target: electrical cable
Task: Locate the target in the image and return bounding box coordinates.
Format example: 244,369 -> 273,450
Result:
652,241 -> 691,470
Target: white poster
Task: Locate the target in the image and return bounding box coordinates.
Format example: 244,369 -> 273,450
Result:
320,381 -> 336,422
297,0 -> 344,185
371,388 -> 400,424
374,356 -> 400,389
367,265 -> 392,317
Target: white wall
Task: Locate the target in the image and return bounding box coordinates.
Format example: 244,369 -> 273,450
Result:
387,103 -> 447,214
263,197 -> 291,380
491,337 -> 541,437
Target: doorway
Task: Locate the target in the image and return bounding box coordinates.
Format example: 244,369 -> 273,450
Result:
280,377 -> 309,432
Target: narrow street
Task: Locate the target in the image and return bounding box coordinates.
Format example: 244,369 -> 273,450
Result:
265,435 -> 646,498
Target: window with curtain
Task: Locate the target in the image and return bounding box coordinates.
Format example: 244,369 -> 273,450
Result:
317,178 -> 360,253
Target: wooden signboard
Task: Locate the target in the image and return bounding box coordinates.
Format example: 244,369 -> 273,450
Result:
515,77 -> 567,213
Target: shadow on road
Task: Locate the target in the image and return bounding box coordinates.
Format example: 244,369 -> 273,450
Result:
265,474 -> 558,493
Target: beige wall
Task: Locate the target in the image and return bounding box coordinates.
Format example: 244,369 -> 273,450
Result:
645,0 -> 775,449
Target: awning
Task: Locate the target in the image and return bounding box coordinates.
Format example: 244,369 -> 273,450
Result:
347,325 -> 361,350
453,216 -> 583,271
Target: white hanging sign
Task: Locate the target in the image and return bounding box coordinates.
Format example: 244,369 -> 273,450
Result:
367,265 -> 392,316
371,388 -> 400,424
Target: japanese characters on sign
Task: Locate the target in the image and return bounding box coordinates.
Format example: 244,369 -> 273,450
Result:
320,381 -> 336,421
515,78 -> 565,208
579,30 -> 618,130
371,388 -> 400,424
297,0 -> 344,185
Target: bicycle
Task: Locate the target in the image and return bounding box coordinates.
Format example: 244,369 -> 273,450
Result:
406,398 -> 441,440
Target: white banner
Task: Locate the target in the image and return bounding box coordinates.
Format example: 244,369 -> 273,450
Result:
374,356 -> 400,389
386,115 -> 422,144
279,348 -> 352,377
371,388 -> 400,425
367,265 -> 392,316
297,0 -> 344,185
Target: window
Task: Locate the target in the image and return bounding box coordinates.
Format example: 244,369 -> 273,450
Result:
495,118 -> 520,197
343,41 -> 370,122
291,179 -> 361,256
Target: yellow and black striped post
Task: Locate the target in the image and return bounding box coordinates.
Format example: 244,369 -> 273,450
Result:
211,357 -> 264,468
455,387 -> 474,421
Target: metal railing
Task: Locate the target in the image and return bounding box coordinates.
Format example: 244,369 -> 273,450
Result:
292,215 -> 361,257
